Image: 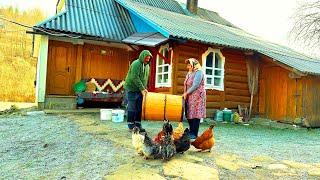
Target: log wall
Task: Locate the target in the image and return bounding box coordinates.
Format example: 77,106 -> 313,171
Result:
170,42 -> 252,117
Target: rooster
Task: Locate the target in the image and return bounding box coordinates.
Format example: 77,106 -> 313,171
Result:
154,120 -> 173,144
173,122 -> 184,141
141,133 -> 161,159
131,127 -> 144,155
191,124 -> 215,152
174,128 -> 190,154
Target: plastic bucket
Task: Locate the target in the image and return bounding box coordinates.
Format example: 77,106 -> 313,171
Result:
112,109 -> 125,123
100,109 -> 112,121
223,109 -> 233,122
214,110 -> 224,122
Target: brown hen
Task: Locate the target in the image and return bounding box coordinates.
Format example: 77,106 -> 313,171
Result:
191,124 -> 215,152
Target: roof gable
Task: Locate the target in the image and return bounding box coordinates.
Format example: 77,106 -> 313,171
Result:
129,11 -> 157,33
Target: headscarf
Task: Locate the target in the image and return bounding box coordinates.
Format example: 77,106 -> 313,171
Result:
185,58 -> 202,70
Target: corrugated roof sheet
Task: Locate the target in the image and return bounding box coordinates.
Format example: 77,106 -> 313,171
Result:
116,0 -> 320,75
178,3 -> 237,28
196,7 -> 237,28
130,0 -> 237,28
35,0 -> 135,41
131,0 -> 185,14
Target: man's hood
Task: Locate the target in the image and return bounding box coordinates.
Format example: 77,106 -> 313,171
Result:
138,50 -> 153,64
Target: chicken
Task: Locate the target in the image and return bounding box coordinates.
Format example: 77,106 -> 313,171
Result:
173,122 -> 184,141
131,127 -> 144,155
163,120 -> 173,135
191,124 -> 215,152
154,130 -> 165,144
141,133 -> 161,159
159,132 -> 176,160
154,120 -> 173,144
174,128 -> 190,154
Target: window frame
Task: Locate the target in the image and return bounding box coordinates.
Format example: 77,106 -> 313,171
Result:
201,48 -> 225,91
155,44 -> 172,88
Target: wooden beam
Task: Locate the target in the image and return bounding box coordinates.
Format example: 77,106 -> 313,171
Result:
75,45 -> 83,83
244,51 -> 254,56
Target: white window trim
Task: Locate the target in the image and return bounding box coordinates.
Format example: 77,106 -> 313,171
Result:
155,44 -> 172,88
202,47 -> 225,91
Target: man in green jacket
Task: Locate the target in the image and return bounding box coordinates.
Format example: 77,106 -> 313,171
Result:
124,50 -> 152,132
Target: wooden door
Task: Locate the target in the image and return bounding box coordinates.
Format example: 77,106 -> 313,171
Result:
261,66 -> 296,121
81,44 -> 130,80
46,41 -> 75,95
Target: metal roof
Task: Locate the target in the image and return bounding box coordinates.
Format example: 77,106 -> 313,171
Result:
116,0 -> 320,75
35,0 -> 135,41
122,32 -> 168,47
130,0 -> 237,27
131,0 -> 185,14
178,3 -> 237,28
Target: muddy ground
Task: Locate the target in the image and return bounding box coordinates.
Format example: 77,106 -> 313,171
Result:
1,112 -> 320,179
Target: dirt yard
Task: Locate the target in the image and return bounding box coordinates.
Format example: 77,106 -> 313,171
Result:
1,112 -> 320,179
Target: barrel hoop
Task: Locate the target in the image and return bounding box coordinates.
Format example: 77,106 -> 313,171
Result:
164,94 -> 167,120
143,93 -> 147,120
180,98 -> 184,122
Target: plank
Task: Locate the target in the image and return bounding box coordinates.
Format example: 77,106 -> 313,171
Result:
225,95 -> 250,103
225,82 -> 248,90
225,88 -> 250,97
225,75 -> 248,83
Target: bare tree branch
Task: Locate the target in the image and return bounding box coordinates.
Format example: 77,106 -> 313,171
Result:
290,0 -> 320,53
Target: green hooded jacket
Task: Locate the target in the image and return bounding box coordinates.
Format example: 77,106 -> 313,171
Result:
124,50 -> 152,92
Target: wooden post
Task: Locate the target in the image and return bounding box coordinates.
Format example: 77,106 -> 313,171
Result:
36,35 -> 49,107
249,80 -> 254,120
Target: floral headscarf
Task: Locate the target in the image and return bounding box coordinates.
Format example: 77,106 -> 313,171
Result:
185,58 -> 202,70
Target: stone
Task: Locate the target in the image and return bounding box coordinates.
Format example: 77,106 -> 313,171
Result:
163,159 -> 219,180
267,164 -> 288,170
282,160 -> 313,169
308,168 -> 320,176
252,155 -> 276,163
105,164 -> 165,180
216,158 -> 239,171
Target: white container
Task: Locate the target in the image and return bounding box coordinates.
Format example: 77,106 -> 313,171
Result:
100,109 -> 112,121
112,109 -> 125,123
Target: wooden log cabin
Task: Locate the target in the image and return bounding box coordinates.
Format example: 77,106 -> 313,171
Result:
32,0 -> 320,127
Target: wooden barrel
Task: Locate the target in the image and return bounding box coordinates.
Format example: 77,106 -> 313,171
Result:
142,92 -> 183,122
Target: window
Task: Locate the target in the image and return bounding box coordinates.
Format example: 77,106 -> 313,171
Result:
202,48 -> 225,90
155,44 -> 172,87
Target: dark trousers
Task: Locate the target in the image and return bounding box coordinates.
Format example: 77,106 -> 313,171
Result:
126,91 -> 143,129
188,118 -> 200,137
